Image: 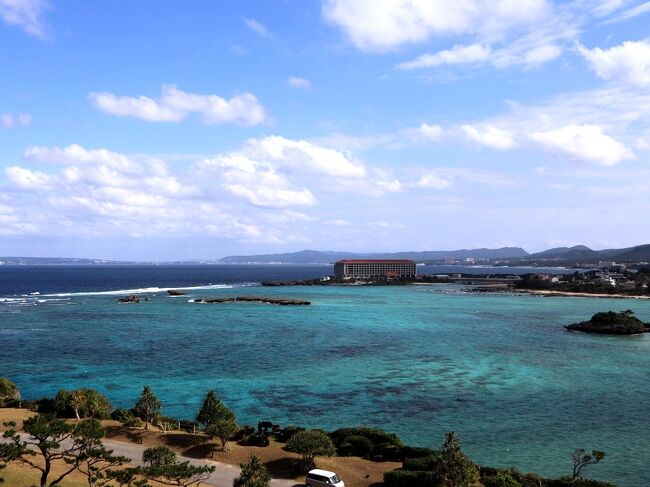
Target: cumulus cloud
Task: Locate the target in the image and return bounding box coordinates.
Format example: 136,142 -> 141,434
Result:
246,135 -> 367,178
89,84 -> 267,126
1,112 -> 32,128
287,77 -> 312,89
5,166 -> 54,190
322,0 -> 549,52
577,40 -> 650,87
531,124 -> 635,165
462,124 -> 516,150
0,0 -> 48,38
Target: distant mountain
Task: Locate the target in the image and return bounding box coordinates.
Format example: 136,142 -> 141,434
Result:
528,245 -> 600,261
0,257 -> 127,265
217,247 -> 530,264
526,244 -> 650,263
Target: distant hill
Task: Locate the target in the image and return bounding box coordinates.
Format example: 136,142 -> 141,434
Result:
217,247 -> 530,264
526,244 -> 650,263
0,257 -> 127,265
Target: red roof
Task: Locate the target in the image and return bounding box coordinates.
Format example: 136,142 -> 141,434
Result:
336,259 -> 416,264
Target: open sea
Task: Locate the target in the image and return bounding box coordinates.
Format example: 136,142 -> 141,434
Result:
1,264 -> 649,486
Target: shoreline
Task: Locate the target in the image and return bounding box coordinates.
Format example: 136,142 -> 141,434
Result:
517,289 -> 650,300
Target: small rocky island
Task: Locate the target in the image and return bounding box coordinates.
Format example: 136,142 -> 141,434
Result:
167,289 -> 186,296
565,310 -> 650,335
191,296 -> 310,305
117,294 -> 149,303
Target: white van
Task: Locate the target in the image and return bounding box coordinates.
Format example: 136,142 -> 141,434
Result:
305,469 -> 344,487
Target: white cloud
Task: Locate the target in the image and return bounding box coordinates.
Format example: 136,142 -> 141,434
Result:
577,40 -> 650,87
243,17 -> 271,38
324,219 -> 352,226
594,0 -> 634,16
608,1 -> 650,22
416,123 -> 443,141
462,124 -> 516,150
415,173 -> 451,189
1,112 -> 32,128
523,43 -> 562,65
227,184 -> 316,208
397,44 -> 491,70
287,77 -> 312,90
25,144 -> 138,171
323,0 -> 550,52
531,124 -> 635,165
247,135 -> 367,178
5,166 -> 54,190
0,0 -> 48,38
89,84 -> 267,126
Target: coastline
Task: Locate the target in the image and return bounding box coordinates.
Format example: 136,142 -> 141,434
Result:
518,289 -> 650,300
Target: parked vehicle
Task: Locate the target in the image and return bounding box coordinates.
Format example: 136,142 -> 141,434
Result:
306,469 -> 344,487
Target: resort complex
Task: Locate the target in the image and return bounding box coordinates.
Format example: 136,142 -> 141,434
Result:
333,260 -> 417,279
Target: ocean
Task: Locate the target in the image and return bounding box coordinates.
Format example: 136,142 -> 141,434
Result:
1,264 -> 648,486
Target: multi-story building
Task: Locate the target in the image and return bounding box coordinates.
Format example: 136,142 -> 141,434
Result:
334,259 -> 417,279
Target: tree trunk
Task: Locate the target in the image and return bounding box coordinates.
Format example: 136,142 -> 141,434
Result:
40,457 -> 50,487
74,407 -> 81,420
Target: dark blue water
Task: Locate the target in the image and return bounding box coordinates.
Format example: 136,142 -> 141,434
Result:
0,264 -> 574,296
1,265 -> 646,486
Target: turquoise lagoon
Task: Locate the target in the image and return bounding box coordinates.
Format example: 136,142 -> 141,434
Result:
2,282 -> 650,486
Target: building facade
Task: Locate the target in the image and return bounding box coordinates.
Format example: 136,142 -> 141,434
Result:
334,259 -> 417,279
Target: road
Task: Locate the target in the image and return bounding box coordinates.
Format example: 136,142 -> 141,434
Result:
1,434 -> 300,487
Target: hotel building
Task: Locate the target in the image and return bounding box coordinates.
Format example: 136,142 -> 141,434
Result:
334,259 -> 417,279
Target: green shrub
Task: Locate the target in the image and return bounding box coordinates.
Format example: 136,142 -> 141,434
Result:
241,432 -> 270,447
383,470 -> 437,487
403,454 -> 439,471
341,435 -> 374,458
330,427 -> 402,448
234,425 -> 256,441
274,425 -> 304,443
399,446 -> 436,460
110,408 -> 143,428
483,472 -> 522,487
371,442 -> 402,461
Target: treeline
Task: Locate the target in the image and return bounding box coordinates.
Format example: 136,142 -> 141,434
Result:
0,379 -> 617,487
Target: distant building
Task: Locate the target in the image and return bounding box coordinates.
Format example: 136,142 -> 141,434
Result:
334,259 -> 417,279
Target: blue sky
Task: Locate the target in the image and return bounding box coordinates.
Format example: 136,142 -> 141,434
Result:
1,0 -> 650,260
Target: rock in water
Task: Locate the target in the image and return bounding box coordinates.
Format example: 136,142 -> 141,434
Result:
565,310 -> 649,335
118,294 -> 141,303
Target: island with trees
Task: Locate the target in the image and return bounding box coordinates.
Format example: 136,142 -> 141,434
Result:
565,310 -> 650,335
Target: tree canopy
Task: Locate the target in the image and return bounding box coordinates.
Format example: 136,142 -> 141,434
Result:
0,378 -> 20,407
285,429 -> 336,472
233,454 -> 270,487
134,386 -> 162,430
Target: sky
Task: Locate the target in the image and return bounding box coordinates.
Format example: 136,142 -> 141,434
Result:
1,0 -> 650,260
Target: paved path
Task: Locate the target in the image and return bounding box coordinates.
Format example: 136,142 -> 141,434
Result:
1,434 -> 300,487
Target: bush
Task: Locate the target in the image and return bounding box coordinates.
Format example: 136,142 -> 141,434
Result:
330,427 -> 402,448
240,432 -> 270,447
341,435 -> 374,458
274,425 -> 304,443
398,446 -> 436,460
372,442 -> 402,461
384,470 -> 437,487
234,425 -> 256,441
110,408 -> 144,428
403,454 -> 439,472
483,473 -> 522,487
